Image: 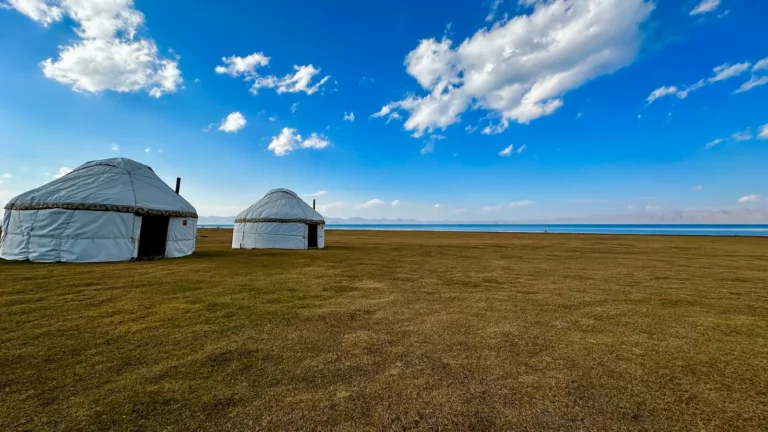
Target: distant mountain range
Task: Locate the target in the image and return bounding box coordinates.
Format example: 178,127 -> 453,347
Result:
198,209 -> 768,225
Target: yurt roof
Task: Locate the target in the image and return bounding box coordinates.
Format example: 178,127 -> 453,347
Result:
4,158 -> 198,218
235,188 -> 325,224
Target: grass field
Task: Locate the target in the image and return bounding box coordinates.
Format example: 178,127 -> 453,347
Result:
1,229 -> 767,431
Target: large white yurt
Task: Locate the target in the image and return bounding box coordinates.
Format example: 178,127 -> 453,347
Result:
232,189 -> 325,250
0,158 -> 198,263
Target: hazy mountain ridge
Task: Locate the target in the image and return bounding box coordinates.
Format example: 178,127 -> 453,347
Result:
198,209 -> 768,225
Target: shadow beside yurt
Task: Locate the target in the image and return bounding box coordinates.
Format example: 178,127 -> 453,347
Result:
0,158 -> 198,263
233,189 -> 325,250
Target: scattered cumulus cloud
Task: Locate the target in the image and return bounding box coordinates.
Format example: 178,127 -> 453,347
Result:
267,127 -> 330,156
485,0 -> 504,22
373,0 -> 654,136
647,62 -> 752,104
111,143 -> 119,151
355,198 -> 384,209
251,64 -> 331,95
215,52 -> 269,78
1,173 -> 12,179
218,112 -> 247,133
433,204 -> 441,208
704,138 -> 724,149
758,124 -> 768,140
627,205 -> 634,210
215,53 -> 330,96
343,112 -> 355,122
690,0 -> 721,16
516,144 -> 527,154
319,201 -> 344,213
738,194 -> 760,204
5,0 -> 182,97
291,102 -> 300,113
144,147 -> 151,153
731,128 -> 753,142
734,58 -> 768,94
303,191 -> 329,198
499,145 -> 514,157
693,185 -> 703,191
482,200 -> 534,213
391,200 -> 401,206
420,134 -> 444,155
268,115 -> 277,122
53,167 -> 72,179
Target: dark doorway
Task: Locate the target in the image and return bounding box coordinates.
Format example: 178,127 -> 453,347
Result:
137,215 -> 170,259
307,224 -> 318,248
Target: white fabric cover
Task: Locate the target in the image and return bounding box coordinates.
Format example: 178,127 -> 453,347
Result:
0,158 -> 198,262
233,189 -> 325,250
166,217 -> 198,258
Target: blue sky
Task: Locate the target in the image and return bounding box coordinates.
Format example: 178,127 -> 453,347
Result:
0,0 -> 766,220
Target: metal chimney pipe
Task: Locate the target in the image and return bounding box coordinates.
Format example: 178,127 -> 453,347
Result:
175,177 -> 181,194
313,199 -> 316,209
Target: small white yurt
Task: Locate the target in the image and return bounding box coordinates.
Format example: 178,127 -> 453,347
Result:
233,189 -> 325,250
0,158 -> 198,263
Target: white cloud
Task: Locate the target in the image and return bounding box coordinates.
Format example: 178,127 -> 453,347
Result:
391,200 -> 401,206
645,205 -> 660,211
302,133 -> 330,150
690,0 -> 721,16
343,111 -> 355,122
693,185 -> 703,191
731,128 -> 753,142
215,52 -> 269,78
303,191 -> 329,197
627,205 -> 634,210
251,64 -> 330,95
433,204 -> 441,208
575,112 -> 583,119
144,147 -> 151,153
499,144 -> 514,156
267,127 -> 330,156
215,52 -> 330,96
758,124 -> 768,140
704,138 -> 724,149
646,86 -> 678,104
510,200 -> 534,207
374,0 -> 654,136
268,115 -> 277,122
517,144 -> 527,154
318,201 -> 344,213
482,200 -> 534,212
291,102 -> 300,113
648,61 -> 753,103
355,199 -> 384,209
735,76 -> 768,94
420,141 -> 435,155
385,112 -> 402,124
738,194 -> 760,204
218,112 -> 247,133
1,173 -> 12,179
733,58 -> 768,94
486,0 -> 503,22
201,123 -> 215,132
53,167 -> 72,179
6,0 -> 182,97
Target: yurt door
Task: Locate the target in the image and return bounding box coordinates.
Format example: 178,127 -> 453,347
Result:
137,215 -> 170,258
307,224 -> 318,248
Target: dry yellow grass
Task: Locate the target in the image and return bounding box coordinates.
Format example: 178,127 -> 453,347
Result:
1,229 -> 767,430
